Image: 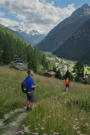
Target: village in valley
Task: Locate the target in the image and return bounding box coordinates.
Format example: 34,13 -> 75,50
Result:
46,53 -> 90,83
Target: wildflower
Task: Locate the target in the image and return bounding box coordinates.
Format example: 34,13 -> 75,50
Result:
62,92 -> 66,95
48,115 -> 51,118
43,133 -> 47,135
41,127 -> 45,130
64,117 -> 66,120
35,128 -> 38,130
38,123 -> 41,127
75,118 -> 78,121
53,132 -> 60,135
73,125 -> 80,130
76,130 -> 81,134
79,134 -> 87,135
33,133 -> 39,135
50,130 -> 53,133
16,130 -> 24,135
85,123 -> 89,127
80,118 -> 84,120
28,125 -> 31,128
42,119 -> 46,123
24,126 -> 30,133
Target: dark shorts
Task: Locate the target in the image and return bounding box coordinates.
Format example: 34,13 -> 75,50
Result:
66,84 -> 69,88
27,91 -> 35,102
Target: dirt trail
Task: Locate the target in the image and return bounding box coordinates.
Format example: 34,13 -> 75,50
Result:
0,99 -> 49,135
0,109 -> 27,135
4,108 -> 23,119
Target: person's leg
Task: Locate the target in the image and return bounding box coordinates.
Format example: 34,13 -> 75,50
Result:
65,85 -> 69,91
28,102 -> 33,109
26,92 -> 34,111
27,101 -> 30,108
26,102 -> 32,111
26,94 -> 31,110
29,92 -> 34,109
65,85 -> 67,91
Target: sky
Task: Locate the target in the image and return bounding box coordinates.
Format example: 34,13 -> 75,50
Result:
0,0 -> 90,34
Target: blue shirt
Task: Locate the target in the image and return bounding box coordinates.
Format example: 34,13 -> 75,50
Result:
26,77 -> 35,92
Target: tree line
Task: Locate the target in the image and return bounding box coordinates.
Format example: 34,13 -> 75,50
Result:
0,26 -> 48,72
53,62 -> 86,83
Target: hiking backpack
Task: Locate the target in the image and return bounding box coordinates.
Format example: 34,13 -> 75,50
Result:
21,79 -> 27,93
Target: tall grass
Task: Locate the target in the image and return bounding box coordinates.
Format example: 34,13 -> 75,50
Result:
25,73 -> 90,135
0,66 -> 26,117
0,66 -> 90,134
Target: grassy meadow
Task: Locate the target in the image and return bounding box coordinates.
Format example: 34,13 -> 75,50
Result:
0,66 -> 26,116
0,66 -> 90,135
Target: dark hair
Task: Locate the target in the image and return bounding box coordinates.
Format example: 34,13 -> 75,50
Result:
27,69 -> 33,74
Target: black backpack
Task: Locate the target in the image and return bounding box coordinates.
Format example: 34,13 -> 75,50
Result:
21,79 -> 27,93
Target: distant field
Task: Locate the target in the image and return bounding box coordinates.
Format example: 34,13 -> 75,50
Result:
85,68 -> 90,74
0,66 -> 90,135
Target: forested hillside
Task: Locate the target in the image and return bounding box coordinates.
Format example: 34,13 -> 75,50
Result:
0,26 -> 48,72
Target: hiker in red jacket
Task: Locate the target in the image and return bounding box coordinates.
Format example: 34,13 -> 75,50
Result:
65,78 -> 70,91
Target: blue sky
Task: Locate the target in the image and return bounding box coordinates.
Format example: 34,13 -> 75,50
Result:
0,0 -> 90,34
0,7 -> 21,22
48,0 -> 90,8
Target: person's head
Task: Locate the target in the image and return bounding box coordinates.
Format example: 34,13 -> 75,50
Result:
66,77 -> 69,80
27,69 -> 34,77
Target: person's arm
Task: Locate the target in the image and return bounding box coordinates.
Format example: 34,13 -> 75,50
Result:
31,79 -> 39,89
32,85 -> 37,88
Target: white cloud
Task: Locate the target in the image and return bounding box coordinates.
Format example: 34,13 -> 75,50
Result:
0,0 -> 75,34
0,17 -> 18,27
0,12 -> 4,17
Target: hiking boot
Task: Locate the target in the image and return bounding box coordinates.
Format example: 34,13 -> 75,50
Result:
26,107 -> 32,112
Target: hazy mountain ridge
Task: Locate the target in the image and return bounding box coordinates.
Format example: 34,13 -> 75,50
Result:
36,4 -> 90,51
0,24 -> 45,46
14,30 -> 45,46
8,25 -> 46,46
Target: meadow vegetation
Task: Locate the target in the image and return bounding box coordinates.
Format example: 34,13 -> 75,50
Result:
0,66 -> 90,135
0,66 -> 26,117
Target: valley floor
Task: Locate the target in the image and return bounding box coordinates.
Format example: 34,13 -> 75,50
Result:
0,66 -> 90,135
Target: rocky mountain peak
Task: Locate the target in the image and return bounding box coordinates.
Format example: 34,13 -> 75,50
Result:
72,4 -> 90,17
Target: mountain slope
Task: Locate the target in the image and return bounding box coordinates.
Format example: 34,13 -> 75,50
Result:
9,25 -> 45,46
14,30 -> 45,46
36,4 -> 90,51
53,19 -> 90,65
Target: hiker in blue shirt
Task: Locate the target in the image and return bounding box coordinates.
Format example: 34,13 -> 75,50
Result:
26,70 -> 38,111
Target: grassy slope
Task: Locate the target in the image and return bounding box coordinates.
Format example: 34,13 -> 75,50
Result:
0,66 -> 90,135
0,66 -> 26,115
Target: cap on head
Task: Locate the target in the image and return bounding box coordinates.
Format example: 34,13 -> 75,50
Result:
27,69 -> 34,75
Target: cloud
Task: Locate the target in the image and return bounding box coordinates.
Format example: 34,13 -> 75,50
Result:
0,12 -> 4,17
0,17 -> 18,27
0,0 -> 75,34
